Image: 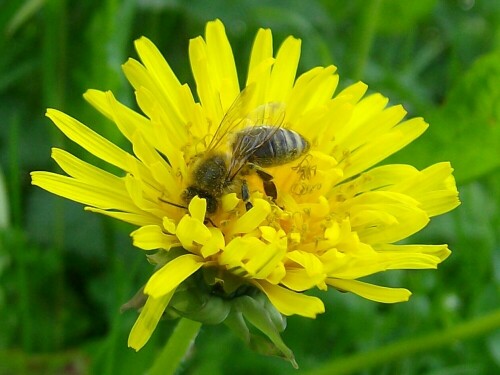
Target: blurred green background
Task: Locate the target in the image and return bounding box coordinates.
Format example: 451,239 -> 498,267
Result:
1,0 -> 499,374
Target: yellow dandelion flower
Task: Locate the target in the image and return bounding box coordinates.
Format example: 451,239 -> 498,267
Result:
31,19 -> 459,365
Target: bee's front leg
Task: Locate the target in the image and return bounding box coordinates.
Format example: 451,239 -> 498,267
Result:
241,179 -> 253,211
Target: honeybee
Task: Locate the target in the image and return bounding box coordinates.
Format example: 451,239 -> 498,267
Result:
183,87 -> 309,215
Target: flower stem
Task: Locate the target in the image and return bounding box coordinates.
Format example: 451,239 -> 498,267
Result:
305,309 -> 500,375
147,319 -> 202,375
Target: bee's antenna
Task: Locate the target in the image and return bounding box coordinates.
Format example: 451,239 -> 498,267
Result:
159,197 -> 218,227
158,197 -> 188,210
204,217 -> 217,227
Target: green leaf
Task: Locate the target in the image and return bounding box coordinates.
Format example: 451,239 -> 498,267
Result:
392,52 -> 500,183
376,0 -> 437,35
5,0 -> 45,36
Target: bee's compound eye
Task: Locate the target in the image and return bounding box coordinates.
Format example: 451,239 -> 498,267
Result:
183,186 -> 197,203
184,186 -> 218,214
205,197 -> 218,214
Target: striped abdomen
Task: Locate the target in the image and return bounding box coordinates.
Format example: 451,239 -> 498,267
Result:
235,126 -> 309,167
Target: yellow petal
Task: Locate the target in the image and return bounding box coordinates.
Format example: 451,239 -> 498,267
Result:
335,93 -> 389,145
189,36 -> 222,125
342,118 -> 428,179
200,227 -> 225,258
281,268 -> 326,291
219,236 -> 265,269
287,66 -> 338,121
347,191 -> 430,243
266,262 -> 287,284
131,225 -> 178,250
287,250 -> 324,274
188,196 -> 207,222
327,279 -> 412,303
83,89 -> 151,145
335,81 -> 368,104
133,37 -> 186,126
374,243 -> 451,262
121,57 -> 154,93
328,249 -> 444,281
84,207 -> 158,227
130,132 -> 177,196
247,28 -> 273,85
31,172 -> 138,212
394,162 -> 460,217
246,27 -> 273,100
245,241 -> 286,279
51,148 -> 125,191
176,215 -> 211,250
150,111 -> 188,175
268,36 -> 301,102
282,251 -> 326,291
128,292 -> 174,351
257,281 -> 325,317
221,193 -> 239,212
205,19 -> 240,110
348,164 -> 419,193
163,217 -> 176,234
45,109 -> 136,172
227,199 -> 270,235
341,103 -> 407,151
324,221 -> 341,243
144,254 -> 204,298
123,174 -> 163,217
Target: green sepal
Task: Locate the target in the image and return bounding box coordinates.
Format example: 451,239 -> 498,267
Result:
120,286 -> 147,313
146,247 -> 187,267
168,287 -> 231,325
224,311 -> 251,343
202,266 -> 247,296
232,295 -> 297,368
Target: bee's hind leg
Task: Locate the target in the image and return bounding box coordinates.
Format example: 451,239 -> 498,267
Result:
241,166 -> 278,211
255,169 -> 277,200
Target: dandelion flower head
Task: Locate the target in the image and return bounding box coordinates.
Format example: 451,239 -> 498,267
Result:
31,19 -> 460,363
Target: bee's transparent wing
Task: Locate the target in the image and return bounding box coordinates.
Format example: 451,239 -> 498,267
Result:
227,101 -> 286,180
206,84 -> 259,153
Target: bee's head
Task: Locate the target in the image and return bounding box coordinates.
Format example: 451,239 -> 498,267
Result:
183,186 -> 218,214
